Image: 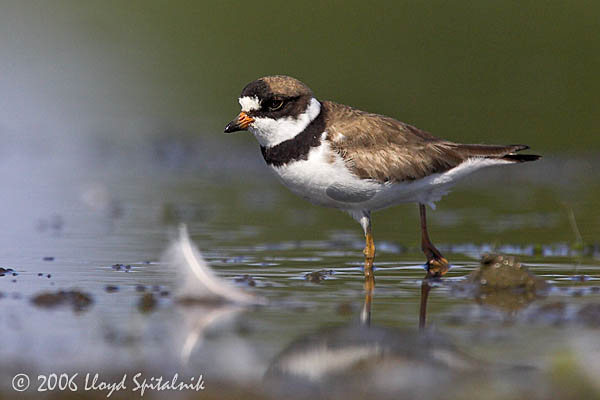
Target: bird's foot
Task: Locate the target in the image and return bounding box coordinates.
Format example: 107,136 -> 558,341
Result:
425,256 -> 449,277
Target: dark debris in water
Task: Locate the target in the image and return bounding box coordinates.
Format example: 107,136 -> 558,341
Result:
175,295 -> 227,307
111,263 -> 132,272
31,290 -> 93,312
235,274 -> 256,287
105,285 -> 119,293
571,275 -> 589,282
304,269 -> 334,283
138,293 -> 157,313
0,267 -> 14,277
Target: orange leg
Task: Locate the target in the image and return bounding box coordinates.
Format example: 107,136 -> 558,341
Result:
361,224 -> 375,326
357,212 -> 376,325
361,214 -> 376,291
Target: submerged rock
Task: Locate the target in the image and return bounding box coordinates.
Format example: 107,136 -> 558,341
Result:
31,290 -> 93,312
459,254 -> 548,312
468,254 -> 547,290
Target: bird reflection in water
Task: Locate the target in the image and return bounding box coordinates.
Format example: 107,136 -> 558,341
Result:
361,265 -> 437,331
265,269 -> 479,398
266,254 -> 547,397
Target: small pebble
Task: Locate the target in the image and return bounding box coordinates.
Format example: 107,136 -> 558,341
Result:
43,257 -> 54,261
105,285 -> 119,293
38,273 -> 43,277
135,285 -> 146,292
47,274 -> 52,278
159,290 -> 170,297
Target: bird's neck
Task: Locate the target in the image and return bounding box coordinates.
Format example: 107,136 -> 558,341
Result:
259,103 -> 327,167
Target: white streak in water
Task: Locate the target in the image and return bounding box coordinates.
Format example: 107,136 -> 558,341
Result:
168,225 -> 265,305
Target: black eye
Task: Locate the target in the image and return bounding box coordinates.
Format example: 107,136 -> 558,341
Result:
267,99 -> 284,111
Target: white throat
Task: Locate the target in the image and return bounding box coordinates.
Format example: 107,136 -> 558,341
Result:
248,97 -> 321,147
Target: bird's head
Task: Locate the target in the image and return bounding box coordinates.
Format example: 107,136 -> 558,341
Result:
224,75 -> 321,147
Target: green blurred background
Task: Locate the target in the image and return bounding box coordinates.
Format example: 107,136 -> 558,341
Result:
2,0 -> 598,153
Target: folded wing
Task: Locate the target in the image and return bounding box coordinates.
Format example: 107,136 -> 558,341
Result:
324,101 -> 540,183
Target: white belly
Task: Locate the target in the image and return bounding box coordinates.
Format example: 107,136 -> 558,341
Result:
269,143 -> 511,212
270,142 -> 379,208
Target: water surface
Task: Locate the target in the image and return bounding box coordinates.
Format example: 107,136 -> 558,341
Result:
1,144 -> 599,399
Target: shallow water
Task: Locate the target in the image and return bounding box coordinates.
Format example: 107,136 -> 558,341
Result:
1,143 -> 599,399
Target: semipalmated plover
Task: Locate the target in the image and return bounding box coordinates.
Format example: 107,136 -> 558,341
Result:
224,75 -> 540,279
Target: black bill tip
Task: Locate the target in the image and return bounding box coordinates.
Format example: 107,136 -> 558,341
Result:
224,120 -> 241,133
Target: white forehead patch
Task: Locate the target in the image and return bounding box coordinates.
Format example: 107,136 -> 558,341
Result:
238,96 -> 261,112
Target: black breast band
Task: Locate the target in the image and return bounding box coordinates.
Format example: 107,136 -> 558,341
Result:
260,104 -> 326,167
